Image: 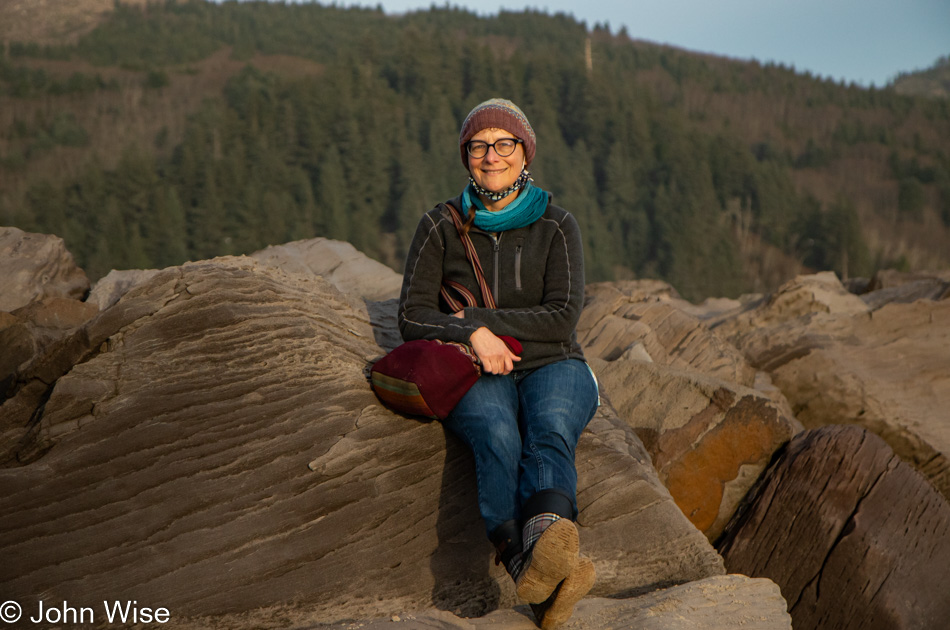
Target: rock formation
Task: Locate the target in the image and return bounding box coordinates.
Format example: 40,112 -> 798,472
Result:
6,230 -> 949,629
0,227 -> 90,312
174,575 -> 790,629
84,237 -> 403,312
0,254 -> 735,626
250,237 -> 403,302
578,282 -> 801,541
579,281 -> 756,387
589,359 -> 800,542
0,228 -> 98,428
0,297 -> 98,395
716,272 -> 950,500
719,425 -> 950,630
86,268 -> 163,310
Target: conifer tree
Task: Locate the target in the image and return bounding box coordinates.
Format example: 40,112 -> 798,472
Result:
316,143 -> 350,243
603,141 -> 647,274
149,187 -> 188,267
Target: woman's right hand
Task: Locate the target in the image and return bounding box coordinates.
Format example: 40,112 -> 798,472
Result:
469,327 -> 521,375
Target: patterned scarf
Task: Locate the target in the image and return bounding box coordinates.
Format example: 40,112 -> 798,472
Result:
462,171 -> 549,232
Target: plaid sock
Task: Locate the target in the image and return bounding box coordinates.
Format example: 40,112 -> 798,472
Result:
505,551 -> 525,580
522,512 -> 562,556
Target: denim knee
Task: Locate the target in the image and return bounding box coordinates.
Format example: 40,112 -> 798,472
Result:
515,360 -> 598,512
444,373 -> 523,533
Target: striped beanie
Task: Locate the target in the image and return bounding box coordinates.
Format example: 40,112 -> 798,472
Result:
459,98 -> 536,168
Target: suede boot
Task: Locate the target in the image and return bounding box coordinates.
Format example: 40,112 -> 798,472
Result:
530,555 -> 596,629
515,516 -> 579,603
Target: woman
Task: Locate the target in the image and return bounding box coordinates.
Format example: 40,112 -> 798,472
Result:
398,98 -> 598,628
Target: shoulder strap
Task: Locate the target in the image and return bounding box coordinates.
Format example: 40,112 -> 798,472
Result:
440,202 -> 497,310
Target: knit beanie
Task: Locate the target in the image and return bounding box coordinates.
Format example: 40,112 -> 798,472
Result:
459,98 -> 536,168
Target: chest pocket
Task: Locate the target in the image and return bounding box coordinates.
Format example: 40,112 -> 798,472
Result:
514,237 -> 525,291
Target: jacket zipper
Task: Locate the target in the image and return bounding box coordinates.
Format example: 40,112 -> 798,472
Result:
489,233 -> 502,304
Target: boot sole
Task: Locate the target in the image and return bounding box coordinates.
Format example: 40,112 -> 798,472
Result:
516,519 -> 579,603
539,556 -> 596,629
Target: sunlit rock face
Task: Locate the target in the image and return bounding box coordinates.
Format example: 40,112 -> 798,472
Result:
716,271 -> 950,501
0,256 -> 724,623
579,280 -> 801,541
590,358 -> 800,542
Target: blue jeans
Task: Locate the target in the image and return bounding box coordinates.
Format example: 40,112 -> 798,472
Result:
442,359 -> 599,536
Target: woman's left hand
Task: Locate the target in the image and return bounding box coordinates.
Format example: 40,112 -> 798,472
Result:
469,327 -> 521,375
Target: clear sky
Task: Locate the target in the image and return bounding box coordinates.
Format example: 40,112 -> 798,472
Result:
314,0 -> 949,87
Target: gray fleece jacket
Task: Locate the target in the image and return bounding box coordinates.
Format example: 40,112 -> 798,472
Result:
397,193 -> 587,372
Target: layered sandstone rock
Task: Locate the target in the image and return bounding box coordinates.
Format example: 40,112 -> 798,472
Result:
0,229 -> 95,406
180,575 -> 790,629
859,269 -> 950,311
713,271 -> 870,343
87,268 -> 163,310
578,280 -> 800,541
717,272 -> 950,500
562,574 -> 790,630
590,358 -> 800,542
0,257 -> 724,623
250,237 -> 402,301
719,425 -> 950,630
83,237 -> 402,312
0,227 -> 90,312
0,312 -> 34,387
579,281 -> 756,388
0,297 -> 99,393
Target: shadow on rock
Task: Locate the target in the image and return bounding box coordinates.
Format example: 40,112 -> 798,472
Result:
430,430 -> 504,617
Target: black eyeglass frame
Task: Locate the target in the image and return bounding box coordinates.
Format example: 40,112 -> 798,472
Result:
465,138 -> 524,158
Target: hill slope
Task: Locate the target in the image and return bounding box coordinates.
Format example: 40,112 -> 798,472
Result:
0,0 -> 152,45
1,1 -> 948,300
892,56 -> 950,99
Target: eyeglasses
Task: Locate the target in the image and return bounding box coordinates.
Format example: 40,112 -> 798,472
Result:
466,138 -> 523,159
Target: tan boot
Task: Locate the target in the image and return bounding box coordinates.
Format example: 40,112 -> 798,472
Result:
533,556 -> 596,629
515,518 -> 579,603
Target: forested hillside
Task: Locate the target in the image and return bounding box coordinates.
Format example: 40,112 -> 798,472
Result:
1,0 -> 948,300
894,56 -> 950,99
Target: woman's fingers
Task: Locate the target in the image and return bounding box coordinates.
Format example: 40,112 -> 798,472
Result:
470,327 -> 521,375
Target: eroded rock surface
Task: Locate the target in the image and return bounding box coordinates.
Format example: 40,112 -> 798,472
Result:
717,272 -> 950,500
579,281 -> 756,388
181,575 -> 789,629
590,358 -> 800,541
87,268 -> 163,310
0,257 -> 723,622
713,271 -> 870,342
251,237 -> 402,301
0,297 -> 100,443
0,226 -> 90,312
719,425 -> 950,630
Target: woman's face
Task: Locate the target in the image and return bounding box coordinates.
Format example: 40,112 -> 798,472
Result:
467,128 -> 525,194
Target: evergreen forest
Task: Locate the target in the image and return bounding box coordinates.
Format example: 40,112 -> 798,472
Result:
1,0 -> 949,301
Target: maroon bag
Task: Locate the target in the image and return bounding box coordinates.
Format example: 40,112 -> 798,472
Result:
370,203 -> 521,419
370,335 -> 522,420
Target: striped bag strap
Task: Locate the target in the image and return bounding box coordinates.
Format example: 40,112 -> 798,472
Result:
443,203 -> 497,309
440,280 -> 477,313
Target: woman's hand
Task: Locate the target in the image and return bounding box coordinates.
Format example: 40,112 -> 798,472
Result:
469,327 -> 521,375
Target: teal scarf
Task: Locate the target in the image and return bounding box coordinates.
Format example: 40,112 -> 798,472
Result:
462,180 -> 549,232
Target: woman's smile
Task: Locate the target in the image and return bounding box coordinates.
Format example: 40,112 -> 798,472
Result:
468,128 -> 525,195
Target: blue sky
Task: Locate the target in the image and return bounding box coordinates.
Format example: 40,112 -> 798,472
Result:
300,0 -> 949,87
